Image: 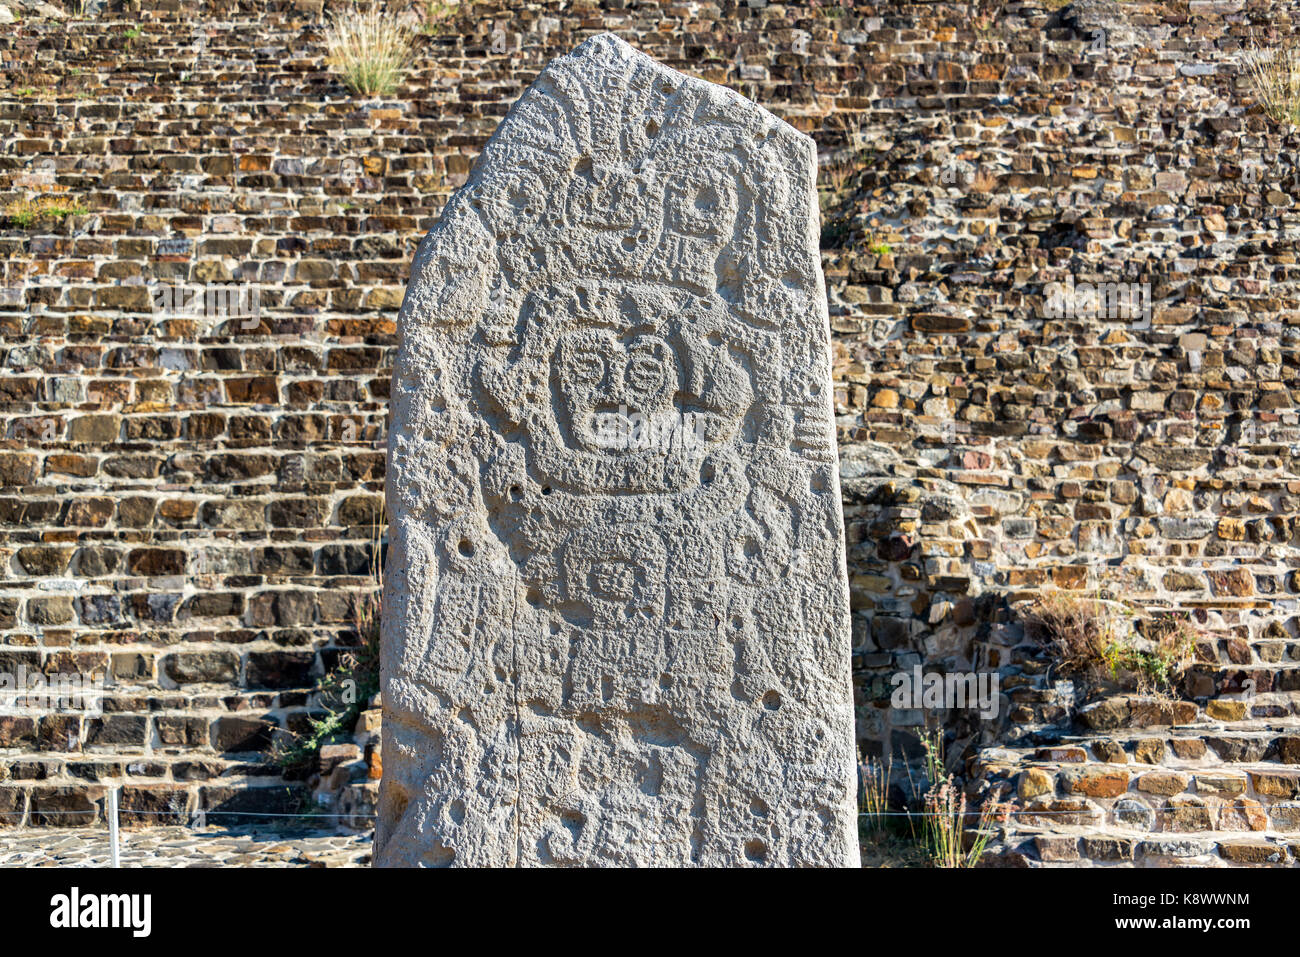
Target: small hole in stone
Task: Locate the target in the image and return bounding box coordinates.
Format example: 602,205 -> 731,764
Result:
560,809 -> 585,840
762,690 -> 781,710
526,586 -> 542,607
706,331 -> 722,347
508,485 -> 523,501
458,538 -> 475,558
731,616 -> 743,630
645,118 -> 659,138
743,839 -> 767,864
751,797 -> 769,817
659,673 -> 672,689
700,461 -> 715,485
541,486 -> 553,496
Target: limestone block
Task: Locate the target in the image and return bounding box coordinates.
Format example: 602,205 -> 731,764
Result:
377,34 -> 857,867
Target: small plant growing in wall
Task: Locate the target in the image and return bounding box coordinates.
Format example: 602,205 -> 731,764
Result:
64,0 -> 104,17
815,110 -> 875,248
273,605 -> 380,779
325,4 -> 417,97
420,0 -> 459,36
5,195 -> 90,228
1241,39 -> 1300,126
273,512 -> 384,780
808,0 -> 860,19
1022,592 -> 1198,697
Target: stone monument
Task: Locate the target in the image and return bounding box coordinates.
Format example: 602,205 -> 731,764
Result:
377,34 -> 859,867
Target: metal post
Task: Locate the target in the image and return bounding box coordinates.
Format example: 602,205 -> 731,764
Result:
107,786 -> 120,868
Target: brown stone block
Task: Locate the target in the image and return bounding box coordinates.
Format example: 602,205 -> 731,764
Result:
1064,768 -> 1130,799
120,785 -> 191,827
1136,772 -> 1189,796
1249,771 -> 1300,798
1219,798 -> 1268,832
1034,836 -> 1079,862
29,785 -> 103,827
1163,796 -> 1215,832
1218,842 -> 1286,865
1018,767 -> 1054,799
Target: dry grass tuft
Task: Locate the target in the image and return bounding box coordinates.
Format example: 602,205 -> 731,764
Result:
1022,591 -> 1119,673
969,167 -> 999,193
817,110 -> 871,195
1241,40 -> 1300,126
419,0 -> 459,35
5,195 -> 90,228
325,5 -> 417,97
917,730 -> 1003,868
1022,592 -> 1198,696
859,756 -> 891,839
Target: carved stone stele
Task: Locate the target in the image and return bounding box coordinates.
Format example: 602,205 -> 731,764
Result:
377,34 -> 859,867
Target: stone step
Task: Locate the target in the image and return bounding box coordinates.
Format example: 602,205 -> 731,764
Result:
977,735 -> 1300,772
988,833 -> 1300,867
1011,690 -> 1300,733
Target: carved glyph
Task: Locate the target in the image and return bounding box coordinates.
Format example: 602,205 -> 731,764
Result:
377,34 -> 859,867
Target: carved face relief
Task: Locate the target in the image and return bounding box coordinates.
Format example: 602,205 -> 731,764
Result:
562,525 -> 667,626
381,36 -> 859,869
553,328 -> 678,453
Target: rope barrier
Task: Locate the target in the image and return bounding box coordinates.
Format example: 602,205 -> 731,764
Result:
0,806 -> 1274,820
0,808 -> 380,820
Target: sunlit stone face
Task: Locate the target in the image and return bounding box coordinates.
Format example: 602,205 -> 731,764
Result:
553,326 -> 678,453
380,34 -> 858,869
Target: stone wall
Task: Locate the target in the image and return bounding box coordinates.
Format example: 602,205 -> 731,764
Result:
1,0 -> 1298,864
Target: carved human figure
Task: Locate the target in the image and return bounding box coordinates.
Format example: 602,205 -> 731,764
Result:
379,35 -> 858,868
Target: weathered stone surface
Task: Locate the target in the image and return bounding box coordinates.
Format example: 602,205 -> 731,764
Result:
1063,767 -> 1130,799
3,0 -> 1300,869
1218,842 -> 1286,865
1018,767 -> 1055,799
377,35 -> 857,867
1034,836 -> 1079,862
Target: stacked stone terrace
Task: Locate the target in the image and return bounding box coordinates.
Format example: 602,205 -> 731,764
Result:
0,0 -> 1297,865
